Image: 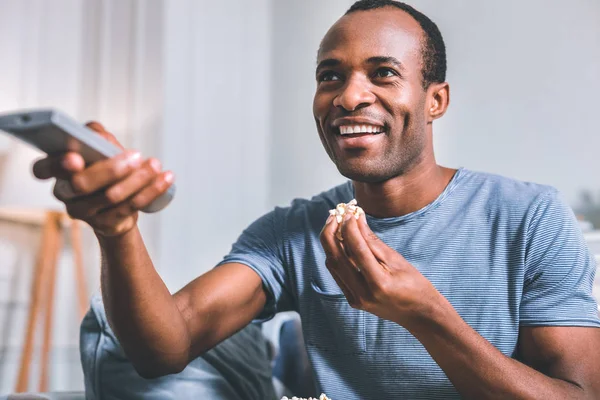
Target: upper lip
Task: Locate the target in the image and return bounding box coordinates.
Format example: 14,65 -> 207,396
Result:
332,117 -> 385,129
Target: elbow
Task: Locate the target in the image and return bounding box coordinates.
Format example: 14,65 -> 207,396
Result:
128,347 -> 189,380
133,358 -> 187,380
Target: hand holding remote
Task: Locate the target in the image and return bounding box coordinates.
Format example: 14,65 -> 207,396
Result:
32,122 -> 175,237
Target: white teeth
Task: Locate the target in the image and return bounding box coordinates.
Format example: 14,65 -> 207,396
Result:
339,124 -> 383,135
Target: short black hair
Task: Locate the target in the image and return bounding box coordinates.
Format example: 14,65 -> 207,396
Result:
346,0 -> 446,88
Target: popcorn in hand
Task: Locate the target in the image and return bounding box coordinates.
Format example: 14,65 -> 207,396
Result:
329,199 -> 364,240
280,394 -> 332,400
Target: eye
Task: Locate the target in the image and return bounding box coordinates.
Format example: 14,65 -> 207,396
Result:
317,71 -> 342,83
373,68 -> 398,79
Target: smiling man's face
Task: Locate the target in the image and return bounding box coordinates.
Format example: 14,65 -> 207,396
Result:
313,7 -> 433,183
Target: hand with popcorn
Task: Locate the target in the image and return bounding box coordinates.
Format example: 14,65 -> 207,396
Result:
320,199 -> 443,328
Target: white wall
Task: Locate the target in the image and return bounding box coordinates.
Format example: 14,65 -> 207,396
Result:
158,0 -> 272,290
269,0 -> 354,206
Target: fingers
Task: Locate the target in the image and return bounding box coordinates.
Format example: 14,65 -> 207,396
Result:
339,212 -> 382,280
320,214 -> 342,259
69,151 -> 142,195
328,266 -> 357,305
53,179 -> 78,202
103,158 -> 162,205
33,121 -> 122,181
62,164 -> 173,218
33,152 -> 85,180
63,171 -> 173,235
320,213 -> 366,301
92,171 -> 173,224
356,213 -> 392,263
119,170 -> 174,212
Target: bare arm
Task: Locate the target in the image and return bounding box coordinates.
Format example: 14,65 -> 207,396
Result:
408,299 -> 600,400
99,227 -> 266,378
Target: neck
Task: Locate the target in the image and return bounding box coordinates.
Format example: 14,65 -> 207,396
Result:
352,157 -> 457,218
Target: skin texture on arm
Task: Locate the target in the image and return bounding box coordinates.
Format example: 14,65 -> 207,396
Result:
100,226 -> 266,377
409,298 -> 600,399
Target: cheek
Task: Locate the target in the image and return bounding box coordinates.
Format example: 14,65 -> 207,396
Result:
313,92 -> 326,119
313,87 -> 338,119
389,90 -> 426,126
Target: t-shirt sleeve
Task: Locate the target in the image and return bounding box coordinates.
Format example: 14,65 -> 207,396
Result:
520,189 -> 600,327
216,207 -> 293,322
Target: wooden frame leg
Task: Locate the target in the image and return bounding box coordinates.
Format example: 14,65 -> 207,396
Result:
70,219 -> 88,319
38,212 -> 63,392
15,212 -> 59,392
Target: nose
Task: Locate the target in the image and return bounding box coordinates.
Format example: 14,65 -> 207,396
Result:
333,75 -> 376,111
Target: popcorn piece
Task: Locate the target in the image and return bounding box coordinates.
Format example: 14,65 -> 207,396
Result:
280,394 -> 332,400
328,199 -> 364,240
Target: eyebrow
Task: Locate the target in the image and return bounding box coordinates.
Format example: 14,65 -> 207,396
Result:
366,56 -> 405,72
316,58 -> 341,72
315,56 -> 406,72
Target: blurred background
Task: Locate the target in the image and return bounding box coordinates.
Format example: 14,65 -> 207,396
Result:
0,0 -> 598,394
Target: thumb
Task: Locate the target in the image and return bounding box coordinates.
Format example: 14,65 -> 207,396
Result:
85,121 -> 125,151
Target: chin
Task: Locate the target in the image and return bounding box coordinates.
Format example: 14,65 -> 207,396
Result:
335,163 -> 392,184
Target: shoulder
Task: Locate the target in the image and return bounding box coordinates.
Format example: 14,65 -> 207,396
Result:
457,169 -> 561,215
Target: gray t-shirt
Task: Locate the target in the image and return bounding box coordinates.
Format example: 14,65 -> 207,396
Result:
218,168 -> 600,399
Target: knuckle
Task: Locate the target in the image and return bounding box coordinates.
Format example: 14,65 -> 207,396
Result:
104,186 -> 124,204
376,277 -> 391,295
108,161 -> 126,178
367,231 -> 380,242
114,204 -> 131,219
70,175 -> 88,193
154,176 -> 167,191
148,158 -> 162,172
140,169 -> 158,185
372,284 -> 386,303
140,164 -> 155,179
128,197 -> 144,212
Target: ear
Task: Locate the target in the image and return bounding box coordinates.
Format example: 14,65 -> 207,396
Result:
426,82 -> 450,123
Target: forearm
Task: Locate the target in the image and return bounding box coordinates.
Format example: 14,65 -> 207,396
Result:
406,296 -> 586,400
98,226 -> 191,377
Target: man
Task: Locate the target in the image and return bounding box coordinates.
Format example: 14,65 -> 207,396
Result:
33,1 -> 600,398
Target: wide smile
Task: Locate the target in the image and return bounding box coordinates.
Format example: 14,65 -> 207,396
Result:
339,124 -> 385,135
333,122 -> 386,149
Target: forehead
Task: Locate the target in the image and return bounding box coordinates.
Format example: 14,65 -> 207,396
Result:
318,8 -> 423,69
